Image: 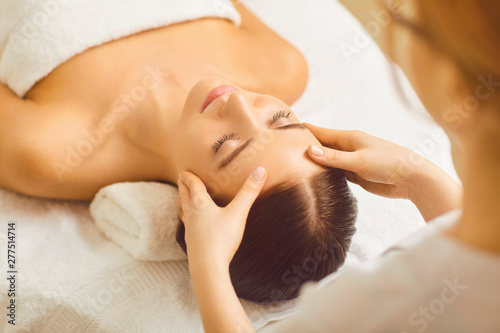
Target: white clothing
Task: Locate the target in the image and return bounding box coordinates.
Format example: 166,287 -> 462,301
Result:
261,210 -> 500,333
0,0 -> 241,97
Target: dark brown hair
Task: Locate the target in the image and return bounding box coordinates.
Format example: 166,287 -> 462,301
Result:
176,167 -> 358,303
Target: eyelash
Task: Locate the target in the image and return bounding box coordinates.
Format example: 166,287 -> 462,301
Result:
269,110 -> 291,125
212,110 -> 292,152
212,133 -> 238,152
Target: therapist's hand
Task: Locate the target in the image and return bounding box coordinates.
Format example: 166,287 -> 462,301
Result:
177,168 -> 264,333
305,123 -> 425,199
177,167 -> 267,269
304,123 -> 462,221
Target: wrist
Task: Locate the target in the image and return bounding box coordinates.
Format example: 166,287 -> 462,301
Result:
189,259 -> 234,305
188,254 -> 230,277
407,161 -> 462,221
406,161 -> 438,200
407,161 -> 457,200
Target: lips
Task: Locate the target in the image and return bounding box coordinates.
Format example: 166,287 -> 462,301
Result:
202,85 -> 239,112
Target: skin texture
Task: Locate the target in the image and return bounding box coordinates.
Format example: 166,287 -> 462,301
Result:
174,77 -> 324,202
179,0 -> 500,332
0,1 -> 309,200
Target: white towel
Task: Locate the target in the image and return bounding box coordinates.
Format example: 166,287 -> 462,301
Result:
0,0 -> 241,97
0,185 -> 295,333
89,182 -> 187,261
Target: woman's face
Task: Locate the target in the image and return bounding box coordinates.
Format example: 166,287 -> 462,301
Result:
174,77 -> 324,202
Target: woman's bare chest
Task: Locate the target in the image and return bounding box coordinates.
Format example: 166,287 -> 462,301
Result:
26,18 -> 269,111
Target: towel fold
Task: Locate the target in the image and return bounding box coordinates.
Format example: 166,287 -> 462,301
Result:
90,181 -> 186,261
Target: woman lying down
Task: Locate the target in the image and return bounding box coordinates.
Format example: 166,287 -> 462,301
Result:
0,0 -> 361,303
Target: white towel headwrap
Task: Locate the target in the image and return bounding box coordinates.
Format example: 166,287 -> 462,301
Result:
0,0 -> 241,97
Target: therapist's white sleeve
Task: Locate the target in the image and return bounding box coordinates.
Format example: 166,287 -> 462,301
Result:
260,211 -> 500,333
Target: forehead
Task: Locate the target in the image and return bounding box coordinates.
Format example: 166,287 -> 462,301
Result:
205,128 -> 323,200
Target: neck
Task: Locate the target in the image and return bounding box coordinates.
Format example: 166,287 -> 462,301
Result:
449,126 -> 500,253
154,85 -> 188,185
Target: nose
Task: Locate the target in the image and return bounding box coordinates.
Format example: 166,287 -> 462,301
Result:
220,92 -> 259,128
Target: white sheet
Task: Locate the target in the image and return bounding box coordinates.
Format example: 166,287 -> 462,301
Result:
0,0 -> 459,332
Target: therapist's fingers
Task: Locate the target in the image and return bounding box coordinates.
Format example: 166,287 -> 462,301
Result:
345,170 -> 402,198
228,167 -> 267,214
176,194 -> 185,221
307,145 -> 361,173
303,123 -> 366,151
177,178 -> 190,221
179,171 -> 212,205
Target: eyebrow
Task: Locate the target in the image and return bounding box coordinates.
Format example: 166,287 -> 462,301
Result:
216,123 -> 308,170
273,123 -> 308,131
218,138 -> 254,169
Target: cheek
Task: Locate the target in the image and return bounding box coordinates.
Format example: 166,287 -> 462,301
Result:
203,171 -> 246,205
202,150 -> 262,201
174,126 -> 207,171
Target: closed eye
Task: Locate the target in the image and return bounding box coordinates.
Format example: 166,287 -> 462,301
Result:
212,110 -> 292,153
212,133 -> 238,152
267,110 -> 291,126
216,122 -> 307,170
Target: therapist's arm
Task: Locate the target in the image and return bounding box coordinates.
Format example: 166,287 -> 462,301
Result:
304,124 -> 462,222
189,263 -> 254,333
177,168 -> 267,333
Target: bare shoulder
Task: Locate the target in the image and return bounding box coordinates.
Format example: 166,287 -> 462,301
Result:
0,83 -> 46,196
0,85 -> 160,200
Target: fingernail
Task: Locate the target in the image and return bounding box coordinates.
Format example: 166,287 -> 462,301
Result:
252,166 -> 266,182
178,173 -> 183,182
311,145 -> 324,157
